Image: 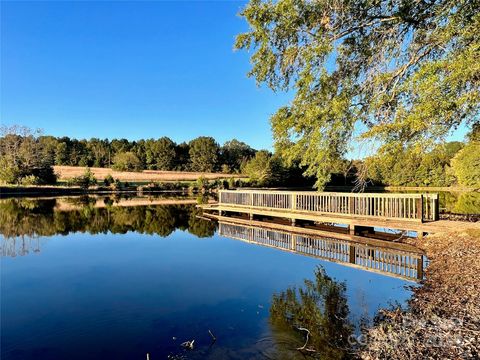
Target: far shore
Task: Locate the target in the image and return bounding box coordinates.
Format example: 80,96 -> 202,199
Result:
53,165 -> 245,182
2,184 -> 478,199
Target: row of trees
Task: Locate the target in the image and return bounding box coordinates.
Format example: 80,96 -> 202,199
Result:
42,135 -> 256,173
1,124 -> 478,188
363,128 -> 480,188
0,125 -> 258,184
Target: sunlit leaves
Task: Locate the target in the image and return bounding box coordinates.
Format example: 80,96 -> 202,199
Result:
236,0 -> 480,188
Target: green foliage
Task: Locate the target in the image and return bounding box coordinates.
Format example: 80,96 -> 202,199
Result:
19,175 -> 40,185
188,136 -> 220,172
450,142 -> 480,188
1,125 -> 262,178
468,123 -> 480,142
0,157 -> 21,184
70,168 -> 97,189
0,125 -> 57,185
451,192 -> 480,215
221,164 -> 231,174
195,176 -> 211,192
103,174 -> 115,186
220,139 -> 256,173
236,0 -> 480,188
174,142 -> 190,170
112,151 -> 143,172
365,142 -> 464,187
242,150 -> 284,186
144,137 -> 176,170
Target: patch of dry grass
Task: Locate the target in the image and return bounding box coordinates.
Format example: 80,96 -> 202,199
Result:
360,229 -> 480,359
54,166 -> 244,182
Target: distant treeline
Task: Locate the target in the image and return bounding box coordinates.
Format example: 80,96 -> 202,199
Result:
331,126 -> 480,189
1,124 -> 478,189
4,130 -> 256,173
0,125 -> 314,187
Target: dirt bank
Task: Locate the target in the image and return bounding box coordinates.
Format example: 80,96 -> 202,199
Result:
360,229 -> 480,359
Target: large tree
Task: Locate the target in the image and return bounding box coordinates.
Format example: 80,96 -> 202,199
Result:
188,136 -> 220,172
144,137 -> 177,170
0,125 -> 57,184
221,139 -> 256,172
236,0 -> 480,188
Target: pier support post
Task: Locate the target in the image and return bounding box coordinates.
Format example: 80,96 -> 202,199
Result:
348,225 -> 355,235
249,213 -> 254,220
349,245 -> 356,264
417,255 -> 424,280
355,226 -> 375,236
291,218 -> 296,226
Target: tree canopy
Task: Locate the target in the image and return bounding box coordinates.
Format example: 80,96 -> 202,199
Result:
450,142 -> 480,187
236,0 -> 480,188
188,136 -> 220,172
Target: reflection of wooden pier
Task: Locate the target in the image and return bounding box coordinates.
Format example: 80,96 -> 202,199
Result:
1,236 -> 42,258
218,219 -> 425,281
202,190 -> 479,236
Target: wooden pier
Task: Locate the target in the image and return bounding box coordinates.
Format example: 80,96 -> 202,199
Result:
217,219 -> 425,281
201,190 -> 479,235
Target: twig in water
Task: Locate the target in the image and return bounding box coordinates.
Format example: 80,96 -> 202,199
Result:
296,327 -> 310,350
208,329 -> 216,342
181,339 -> 195,350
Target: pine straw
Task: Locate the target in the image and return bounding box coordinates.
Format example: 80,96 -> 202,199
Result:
359,229 -> 480,359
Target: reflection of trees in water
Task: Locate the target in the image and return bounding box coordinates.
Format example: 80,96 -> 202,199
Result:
268,266 -> 353,359
0,198 -> 217,242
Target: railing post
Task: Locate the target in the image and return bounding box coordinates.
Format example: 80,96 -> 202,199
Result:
250,192 -> 253,207
292,193 -> 297,211
433,194 -> 439,221
348,196 -> 354,216
416,196 -> 424,222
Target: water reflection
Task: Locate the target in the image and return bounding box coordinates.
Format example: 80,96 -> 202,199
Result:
219,221 -> 424,281
267,266 -> 353,359
0,197 -> 216,256
1,196 -> 417,360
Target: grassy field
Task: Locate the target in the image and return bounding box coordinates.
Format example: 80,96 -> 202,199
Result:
54,166 -> 244,183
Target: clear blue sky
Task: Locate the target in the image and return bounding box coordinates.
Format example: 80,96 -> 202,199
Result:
0,1 -> 467,154
1,0 -> 291,150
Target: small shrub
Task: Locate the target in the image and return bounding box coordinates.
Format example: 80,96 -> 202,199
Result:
222,179 -> 229,189
19,175 -> 40,185
71,168 -> 97,190
196,176 -> 209,192
104,174 -> 115,186
221,164 -> 231,173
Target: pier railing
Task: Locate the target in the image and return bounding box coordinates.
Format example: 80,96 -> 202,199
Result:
219,222 -> 424,281
219,190 -> 438,222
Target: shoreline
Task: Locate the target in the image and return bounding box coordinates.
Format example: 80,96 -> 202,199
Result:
325,185 -> 478,192
359,229 -> 480,359
0,186 -> 192,198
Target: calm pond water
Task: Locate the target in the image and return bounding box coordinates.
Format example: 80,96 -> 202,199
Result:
1,196 -> 417,360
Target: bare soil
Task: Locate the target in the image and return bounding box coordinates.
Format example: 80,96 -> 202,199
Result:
359,229 -> 480,359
